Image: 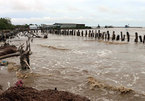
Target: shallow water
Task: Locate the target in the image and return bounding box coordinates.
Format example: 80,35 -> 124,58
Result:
1,28 -> 145,101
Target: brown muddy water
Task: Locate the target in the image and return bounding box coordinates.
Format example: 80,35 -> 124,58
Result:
1,28 -> 145,101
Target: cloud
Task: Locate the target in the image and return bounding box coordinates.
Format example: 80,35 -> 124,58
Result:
98,5 -> 109,13
11,16 -> 145,27
0,0 -> 145,26
11,17 -> 92,25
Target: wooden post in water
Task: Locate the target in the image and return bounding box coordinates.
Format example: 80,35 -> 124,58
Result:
121,32 -> 123,41
77,30 -> 80,36
123,35 -> 125,41
105,33 -> 107,41
139,35 -> 142,42
134,32 -> 138,43
143,35 -> 145,43
85,30 -> 87,37
112,31 -> 116,41
102,32 -> 105,40
71,30 -> 73,35
107,31 -> 110,41
91,30 -> 94,38
98,30 -> 101,39
126,32 -> 130,42
116,35 -> 120,41
81,31 -> 84,37
88,30 -> 91,37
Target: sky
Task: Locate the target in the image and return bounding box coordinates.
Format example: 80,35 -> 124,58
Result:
0,0 -> 145,26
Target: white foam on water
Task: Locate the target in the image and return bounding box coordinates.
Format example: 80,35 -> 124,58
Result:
96,98 -> 113,101
71,50 -> 87,55
96,50 -> 112,57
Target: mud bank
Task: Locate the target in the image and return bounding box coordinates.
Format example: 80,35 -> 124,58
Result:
0,87 -> 90,101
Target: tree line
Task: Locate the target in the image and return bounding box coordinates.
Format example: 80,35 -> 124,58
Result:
0,18 -> 29,31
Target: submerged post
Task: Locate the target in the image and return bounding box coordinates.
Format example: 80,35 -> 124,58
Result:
116,35 -> 120,41
121,32 -> 123,41
143,35 -> 145,43
112,31 -> 116,41
126,32 -> 130,42
81,31 -> 84,37
139,35 -> 142,42
107,31 -> 110,41
85,30 -> 87,37
134,32 -> 138,43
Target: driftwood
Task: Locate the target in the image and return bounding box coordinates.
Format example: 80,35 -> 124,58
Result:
0,52 -> 20,60
19,37 -> 31,70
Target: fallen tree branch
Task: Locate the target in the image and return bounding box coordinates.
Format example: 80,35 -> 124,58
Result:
23,60 -> 31,70
0,52 -> 20,60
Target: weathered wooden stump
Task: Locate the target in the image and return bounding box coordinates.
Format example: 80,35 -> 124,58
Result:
81,31 -> 84,37
85,30 -> 87,37
105,33 -> 107,40
77,30 -> 80,36
107,31 -> 110,41
88,30 -> 91,37
112,31 -> 116,41
102,32 -> 105,40
134,32 -> 138,43
143,35 -> 145,43
139,35 -> 142,42
126,32 -> 130,42
116,35 -> 120,41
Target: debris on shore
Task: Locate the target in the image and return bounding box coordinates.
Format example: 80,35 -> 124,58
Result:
0,87 -> 90,101
0,45 -> 19,60
0,45 -> 17,56
88,77 -> 133,94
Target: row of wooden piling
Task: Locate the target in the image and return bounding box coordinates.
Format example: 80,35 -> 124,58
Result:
45,29 -> 145,43
2,29 -> 144,44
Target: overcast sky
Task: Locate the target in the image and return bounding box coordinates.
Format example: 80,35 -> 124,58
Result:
0,0 -> 145,26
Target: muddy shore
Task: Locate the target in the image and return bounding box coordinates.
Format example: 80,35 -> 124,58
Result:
0,86 -> 90,101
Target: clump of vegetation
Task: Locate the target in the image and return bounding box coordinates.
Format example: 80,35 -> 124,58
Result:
15,24 -> 29,29
0,18 -> 15,30
87,77 -> 134,94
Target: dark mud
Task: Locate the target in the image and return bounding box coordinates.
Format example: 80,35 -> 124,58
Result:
0,87 -> 90,101
0,45 -> 17,56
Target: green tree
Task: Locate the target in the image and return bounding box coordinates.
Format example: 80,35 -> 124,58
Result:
0,18 -> 15,30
